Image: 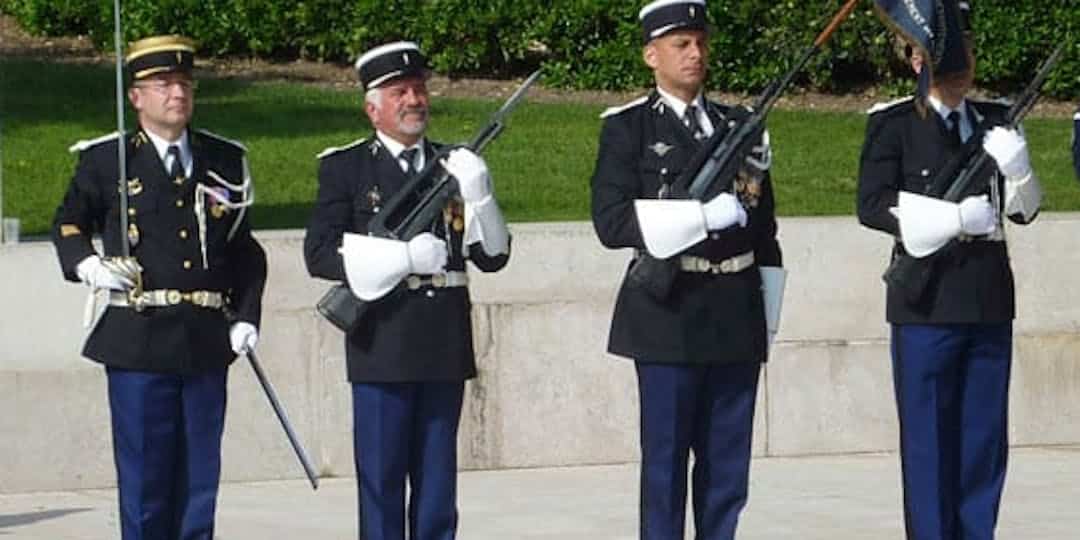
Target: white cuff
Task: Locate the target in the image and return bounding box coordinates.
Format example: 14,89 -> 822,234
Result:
633,199 -> 707,259
895,191 -> 962,258
339,233 -> 411,301
1003,171 -> 1042,223
464,195 -> 510,256
760,266 -> 787,337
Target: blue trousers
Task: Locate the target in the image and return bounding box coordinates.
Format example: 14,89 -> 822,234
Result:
635,361 -> 761,540
351,381 -> 465,540
891,323 -> 1012,540
106,367 -> 228,540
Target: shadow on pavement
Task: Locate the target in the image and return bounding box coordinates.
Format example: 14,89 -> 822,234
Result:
0,508 -> 92,534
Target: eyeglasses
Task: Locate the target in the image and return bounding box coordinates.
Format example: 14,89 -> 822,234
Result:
135,80 -> 198,93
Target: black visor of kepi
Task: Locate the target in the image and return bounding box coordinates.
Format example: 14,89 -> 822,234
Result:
355,41 -> 430,91
125,35 -> 196,82
639,0 -> 708,44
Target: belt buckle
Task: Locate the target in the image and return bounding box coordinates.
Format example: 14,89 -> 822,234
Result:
431,273 -> 447,288
128,290 -> 148,311
406,275 -> 422,290
166,290 -> 183,305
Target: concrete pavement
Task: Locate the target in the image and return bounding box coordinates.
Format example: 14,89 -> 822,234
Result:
2,446 -> 1078,539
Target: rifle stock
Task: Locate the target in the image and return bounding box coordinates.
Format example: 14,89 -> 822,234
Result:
317,70 -> 541,332
882,44 -> 1065,308
627,0 -> 859,300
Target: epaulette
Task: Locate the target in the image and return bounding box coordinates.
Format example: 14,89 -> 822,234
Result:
195,129 -> 247,152
316,138 -> 367,159
600,96 -> 649,119
68,131 -> 122,154
866,96 -> 914,115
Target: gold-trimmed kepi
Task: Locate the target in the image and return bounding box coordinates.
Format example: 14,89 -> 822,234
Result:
125,35 -> 196,81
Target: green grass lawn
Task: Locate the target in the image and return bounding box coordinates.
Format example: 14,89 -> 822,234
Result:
3,58 -> 1077,236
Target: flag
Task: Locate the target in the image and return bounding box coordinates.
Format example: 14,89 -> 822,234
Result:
873,0 -> 971,99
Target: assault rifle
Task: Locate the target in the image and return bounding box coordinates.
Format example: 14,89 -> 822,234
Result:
317,70 -> 541,332
882,43 -> 1065,307
626,0 -> 860,300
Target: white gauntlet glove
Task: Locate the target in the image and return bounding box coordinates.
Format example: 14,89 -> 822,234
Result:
983,127 -> 1032,179
229,322 -> 258,354
75,255 -> 136,291
702,193 -> 748,231
406,232 -> 449,274
443,148 -> 491,203
634,194 -> 747,259
958,195 -> 997,236
983,127 -> 1042,222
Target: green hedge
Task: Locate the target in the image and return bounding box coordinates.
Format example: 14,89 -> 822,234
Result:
3,0 -> 1078,97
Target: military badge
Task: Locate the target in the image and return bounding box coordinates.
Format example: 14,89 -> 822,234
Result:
649,142 -> 674,157
734,171 -> 763,209
206,187 -> 231,219
444,196 -> 465,233
367,185 -> 383,212
127,178 -> 143,196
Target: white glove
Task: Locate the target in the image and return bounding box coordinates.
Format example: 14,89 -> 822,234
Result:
339,233 -> 411,301
229,322 -> 258,355
75,255 -> 135,291
702,193 -> 748,231
983,127 -> 1032,179
958,195 -> 997,236
443,148 -> 491,203
406,232 -> 448,274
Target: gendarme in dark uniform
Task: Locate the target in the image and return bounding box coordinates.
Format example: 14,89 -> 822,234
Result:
52,35 -> 266,540
594,90 -> 780,365
857,4 -> 1042,537
304,127 -> 507,380
590,2 -> 784,538
303,41 -> 510,539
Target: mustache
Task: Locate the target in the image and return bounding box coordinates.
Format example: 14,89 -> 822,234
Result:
397,106 -> 428,120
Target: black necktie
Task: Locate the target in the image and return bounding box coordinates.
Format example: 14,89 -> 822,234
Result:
684,104 -> 705,140
400,148 -> 418,176
947,111 -> 963,146
167,145 -> 185,184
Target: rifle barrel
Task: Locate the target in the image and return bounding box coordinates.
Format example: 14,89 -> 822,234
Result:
940,44 -> 1066,202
